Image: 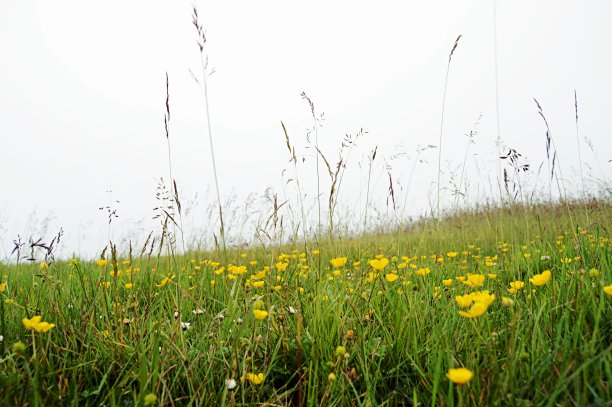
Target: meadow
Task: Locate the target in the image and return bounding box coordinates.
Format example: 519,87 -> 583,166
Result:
2,5 -> 611,406
0,201 -> 610,406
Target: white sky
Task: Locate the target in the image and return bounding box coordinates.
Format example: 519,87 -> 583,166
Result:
1,0 -> 611,259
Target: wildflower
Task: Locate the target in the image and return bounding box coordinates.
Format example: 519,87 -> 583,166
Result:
275,262 -> 289,272
70,258 -> 79,266
330,257 -> 347,268
193,308 -> 205,315
225,378 -> 237,390
589,269 -> 600,278
39,262 -> 48,270
253,281 -> 265,288
443,279 -> 453,286
529,270 -> 551,286
447,251 -> 458,258
455,294 -> 473,308
446,367 -> 473,385
229,265 -> 247,275
604,284 -> 612,296
96,259 -> 107,267
124,283 -> 133,289
0,335 -> 3,342
464,274 -> 485,287
246,372 -> 265,385
508,281 -> 525,294
385,273 -> 399,282
253,309 -> 268,320
0,282 -> 6,292
155,277 -> 170,287
22,316 -> 56,333
472,291 -> 495,306
487,273 -> 497,279
180,321 -> 191,330
458,301 -> 489,318
415,267 -> 431,276
328,373 -> 336,382
312,249 -> 320,255
501,297 -> 514,307
368,258 -> 389,271
335,346 -> 346,357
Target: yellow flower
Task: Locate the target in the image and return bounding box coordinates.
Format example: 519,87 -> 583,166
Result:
22,316 -> 56,333
368,258 -> 389,271
246,372 -> 265,385
501,296 -> 514,307
464,274 -> 485,287
508,281 -> 525,294
603,284 -> 612,296
312,249 -> 320,255
447,252 -> 458,258
455,294 -> 473,308
443,279 -> 453,286
214,267 -> 225,275
458,301 -> 489,318
253,309 -> 268,320
487,273 -> 497,279
156,277 -> 171,287
529,270 -> 551,286
446,367 -> 473,385
0,282 -> 6,292
275,262 -> 289,272
229,265 -> 247,275
96,259 -> 107,267
39,262 -> 49,270
124,283 -> 133,289
415,267 -> 431,276
330,257 -> 347,268
252,281 -> 265,288
385,273 -> 399,282
472,291 -> 495,306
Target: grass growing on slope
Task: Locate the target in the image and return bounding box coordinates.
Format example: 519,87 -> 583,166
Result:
0,202 -> 610,406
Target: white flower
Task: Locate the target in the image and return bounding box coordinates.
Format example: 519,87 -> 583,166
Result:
180,321 -> 191,330
225,378 -> 237,390
174,311 -> 179,318
287,306 -> 296,314
0,335 -> 3,342
192,308 -> 205,315
234,318 -> 243,325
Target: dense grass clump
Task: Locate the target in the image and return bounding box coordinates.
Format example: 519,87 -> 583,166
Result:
0,202 -> 610,406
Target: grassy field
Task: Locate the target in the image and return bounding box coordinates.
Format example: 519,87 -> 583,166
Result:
0,201 -> 610,406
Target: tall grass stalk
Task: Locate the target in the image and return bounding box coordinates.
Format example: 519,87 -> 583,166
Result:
192,6 -> 226,260
437,35 -> 461,226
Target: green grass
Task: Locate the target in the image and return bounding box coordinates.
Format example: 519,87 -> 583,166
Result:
0,202 -> 610,406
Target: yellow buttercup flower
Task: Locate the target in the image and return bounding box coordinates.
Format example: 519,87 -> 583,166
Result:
246,372 -> 265,385
455,294 -> 473,308
446,367 -> 473,385
458,301 -> 489,318
603,284 -> 612,296
253,309 -> 268,320
385,273 -> 399,282
508,281 -> 525,294
0,282 -> 6,292
464,274 -> 485,287
529,270 -> 551,286
368,258 -> 389,271
22,315 -> 56,333
329,257 -> 347,268
96,259 -> 107,267
275,262 -> 289,272
443,279 -> 453,286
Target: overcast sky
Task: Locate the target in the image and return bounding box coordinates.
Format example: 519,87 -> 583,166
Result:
1,0 -> 610,260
